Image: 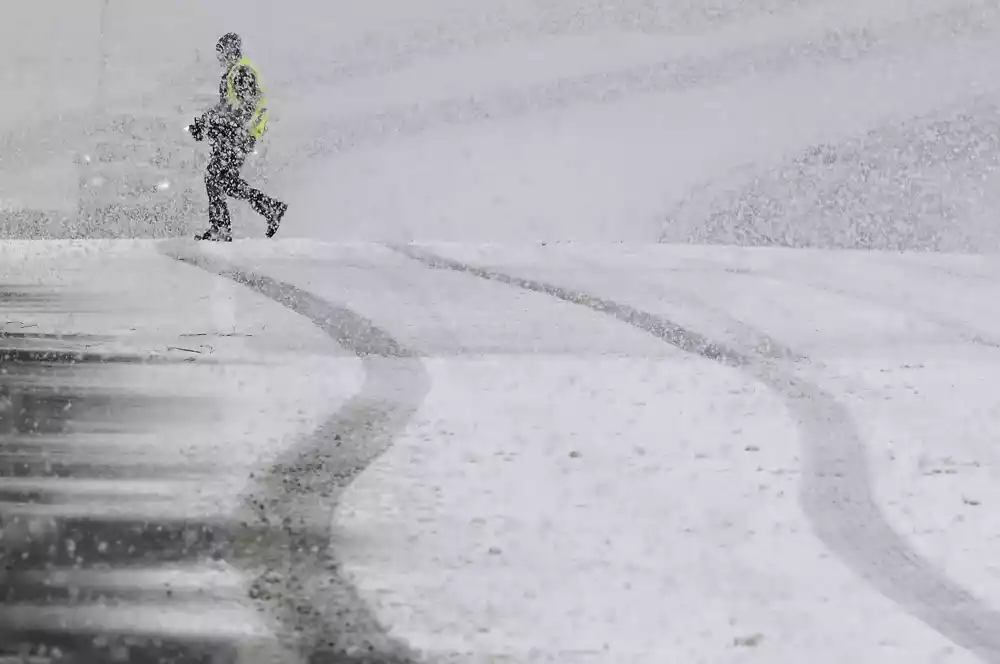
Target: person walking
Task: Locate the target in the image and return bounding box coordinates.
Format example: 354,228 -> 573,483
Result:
188,32 -> 287,241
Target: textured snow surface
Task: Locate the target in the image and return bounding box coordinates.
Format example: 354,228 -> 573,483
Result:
7,0 -> 1000,662
218,242 -> 1000,663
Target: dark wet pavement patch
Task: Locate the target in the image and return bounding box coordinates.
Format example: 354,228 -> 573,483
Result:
2,517 -> 229,571
0,348 -> 205,364
0,287 -> 108,317
0,332 -> 108,341
0,444 -> 202,480
0,288 -> 65,307
0,369 -> 207,437
0,325 -> 253,662
0,331 -> 228,366
3,250 -> 428,663
0,630 -> 235,664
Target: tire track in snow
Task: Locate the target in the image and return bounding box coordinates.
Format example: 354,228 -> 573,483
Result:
388,242 -> 1000,663
762,267 -> 1000,350
681,255 -> 1000,351
162,242 -> 428,664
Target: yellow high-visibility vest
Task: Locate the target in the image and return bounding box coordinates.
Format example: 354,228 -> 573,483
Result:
225,57 -> 268,139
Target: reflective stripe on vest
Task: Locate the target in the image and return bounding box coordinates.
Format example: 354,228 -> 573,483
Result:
225,56 -> 268,139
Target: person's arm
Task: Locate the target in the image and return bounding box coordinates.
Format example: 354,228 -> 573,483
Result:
189,66 -> 259,140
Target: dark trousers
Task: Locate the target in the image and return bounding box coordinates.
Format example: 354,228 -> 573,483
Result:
206,135 -> 281,231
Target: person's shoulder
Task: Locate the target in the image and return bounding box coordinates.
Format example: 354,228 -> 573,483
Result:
226,60 -> 256,77
229,63 -> 258,92
236,64 -> 258,83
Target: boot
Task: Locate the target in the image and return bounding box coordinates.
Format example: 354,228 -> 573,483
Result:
195,224 -> 232,242
266,201 -> 288,238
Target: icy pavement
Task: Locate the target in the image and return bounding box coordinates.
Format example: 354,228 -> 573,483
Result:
0,241 -> 379,661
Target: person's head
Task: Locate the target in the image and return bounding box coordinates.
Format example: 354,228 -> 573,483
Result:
216,32 -> 242,68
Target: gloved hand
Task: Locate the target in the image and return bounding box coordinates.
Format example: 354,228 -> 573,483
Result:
188,116 -> 206,142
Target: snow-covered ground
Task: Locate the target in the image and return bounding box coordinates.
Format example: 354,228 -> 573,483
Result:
6,0 -> 1000,662
199,241 -> 1000,663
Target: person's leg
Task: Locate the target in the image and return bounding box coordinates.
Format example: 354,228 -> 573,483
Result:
237,182 -> 284,220
203,146 -> 232,236
221,136 -> 288,236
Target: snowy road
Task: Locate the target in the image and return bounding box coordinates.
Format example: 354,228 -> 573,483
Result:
6,244 -> 1000,662
173,241 -> 999,664
5,0 -> 1000,662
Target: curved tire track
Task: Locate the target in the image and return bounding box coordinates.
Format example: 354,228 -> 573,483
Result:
762,266 -> 1000,350
162,242 -> 428,664
388,242 -> 1000,663
663,254 -> 1000,351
